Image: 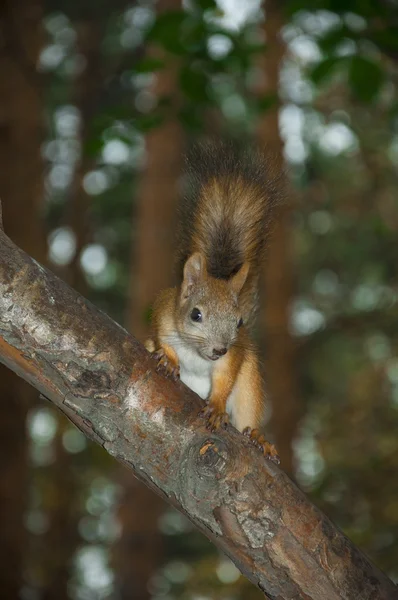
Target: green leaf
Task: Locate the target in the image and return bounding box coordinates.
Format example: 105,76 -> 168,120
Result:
193,0 -> 217,9
389,100 -> 398,121
310,56 -> 345,84
371,27 -> 398,53
181,20 -> 208,53
328,0 -> 356,13
348,55 -> 384,102
244,41 -> 267,55
83,136 -> 104,158
179,64 -> 209,103
178,105 -> 203,132
256,94 -> 278,113
134,57 -> 165,74
147,10 -> 186,54
136,114 -> 164,132
318,26 -> 350,52
286,0 -> 317,15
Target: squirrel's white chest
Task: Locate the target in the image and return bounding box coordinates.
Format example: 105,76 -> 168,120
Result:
178,346 -> 213,400
164,335 -> 213,399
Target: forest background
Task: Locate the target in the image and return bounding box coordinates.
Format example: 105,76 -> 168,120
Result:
1,0 -> 398,598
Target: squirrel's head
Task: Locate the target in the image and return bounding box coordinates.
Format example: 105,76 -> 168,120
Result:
176,252 -> 248,361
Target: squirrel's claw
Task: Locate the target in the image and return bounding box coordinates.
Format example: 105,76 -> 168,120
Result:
153,350 -> 180,381
243,427 -> 280,465
200,404 -> 229,432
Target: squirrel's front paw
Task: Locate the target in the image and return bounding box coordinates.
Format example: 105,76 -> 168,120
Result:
200,404 -> 229,432
243,427 -> 280,465
153,349 -> 180,381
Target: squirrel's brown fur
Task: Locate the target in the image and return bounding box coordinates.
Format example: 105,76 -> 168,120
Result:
146,141 -> 282,464
177,141 -> 282,326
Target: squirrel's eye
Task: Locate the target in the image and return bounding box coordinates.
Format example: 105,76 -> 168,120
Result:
237,317 -> 243,329
191,308 -> 202,322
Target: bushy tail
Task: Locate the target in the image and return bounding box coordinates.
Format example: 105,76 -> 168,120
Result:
177,141 -> 283,326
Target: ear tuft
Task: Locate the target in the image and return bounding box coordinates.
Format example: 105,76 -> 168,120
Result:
181,252 -> 206,299
229,262 -> 249,295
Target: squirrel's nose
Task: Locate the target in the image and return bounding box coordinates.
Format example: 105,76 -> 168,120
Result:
213,347 -> 227,357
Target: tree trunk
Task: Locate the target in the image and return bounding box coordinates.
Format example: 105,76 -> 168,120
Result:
256,0 -> 299,474
128,46 -> 184,338
115,1 -> 185,596
0,1 -> 45,597
61,20 -> 103,293
0,228 -> 397,600
38,22 -> 104,600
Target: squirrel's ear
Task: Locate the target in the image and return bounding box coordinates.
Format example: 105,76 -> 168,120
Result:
229,262 -> 249,295
181,252 -> 206,299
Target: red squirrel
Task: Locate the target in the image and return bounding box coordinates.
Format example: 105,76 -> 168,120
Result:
145,142 -> 281,463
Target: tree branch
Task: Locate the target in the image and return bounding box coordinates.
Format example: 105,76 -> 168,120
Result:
0,227 -> 396,600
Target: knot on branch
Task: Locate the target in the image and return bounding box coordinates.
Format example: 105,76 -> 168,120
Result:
197,439 -> 228,477
177,433 -> 248,535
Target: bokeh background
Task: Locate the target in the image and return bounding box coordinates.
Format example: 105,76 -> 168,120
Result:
1,0 -> 398,598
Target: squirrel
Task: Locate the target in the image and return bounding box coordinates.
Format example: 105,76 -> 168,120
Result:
145,142 -> 281,464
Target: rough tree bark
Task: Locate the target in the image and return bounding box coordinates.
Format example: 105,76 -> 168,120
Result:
257,0 -> 299,474
0,228 -> 397,600
0,0 -> 45,596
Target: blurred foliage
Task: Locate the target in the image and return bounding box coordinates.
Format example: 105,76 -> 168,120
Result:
16,0 -> 398,597
288,0 -> 397,103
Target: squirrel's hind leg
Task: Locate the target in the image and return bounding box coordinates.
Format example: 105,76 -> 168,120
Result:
232,358 -> 280,465
242,427 -> 280,465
